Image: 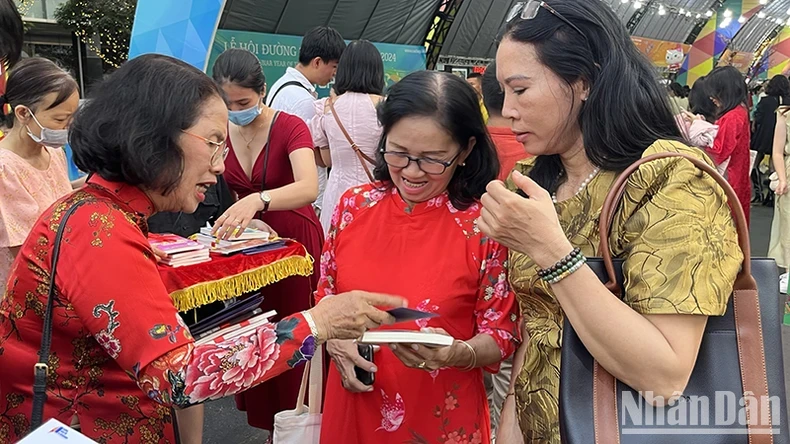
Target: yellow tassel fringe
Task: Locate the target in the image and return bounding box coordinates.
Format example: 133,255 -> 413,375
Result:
171,254 -> 314,312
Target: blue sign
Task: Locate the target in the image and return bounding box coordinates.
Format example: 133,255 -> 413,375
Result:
128,0 -> 227,70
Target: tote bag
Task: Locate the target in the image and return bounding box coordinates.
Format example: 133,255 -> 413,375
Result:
559,152 -> 789,444
273,344 -> 323,443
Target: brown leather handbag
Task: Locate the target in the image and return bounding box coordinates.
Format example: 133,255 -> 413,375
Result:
559,152 -> 789,444
326,98 -> 377,183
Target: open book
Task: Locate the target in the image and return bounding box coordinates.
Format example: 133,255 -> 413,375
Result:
359,330 -> 454,347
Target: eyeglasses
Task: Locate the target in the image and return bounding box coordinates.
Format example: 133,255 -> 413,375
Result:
181,130 -> 229,166
506,1 -> 587,40
381,150 -> 463,176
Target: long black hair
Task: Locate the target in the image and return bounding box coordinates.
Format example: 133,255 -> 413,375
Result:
764,75 -> 790,103
372,70 -> 499,210
0,58 -> 78,129
669,82 -> 685,98
212,49 -> 265,94
0,0 -> 23,69
689,77 -> 717,124
503,0 -> 682,193
333,40 -> 384,96
705,66 -> 747,119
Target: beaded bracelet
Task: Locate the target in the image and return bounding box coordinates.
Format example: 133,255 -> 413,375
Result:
537,248 -> 582,279
538,248 -> 587,284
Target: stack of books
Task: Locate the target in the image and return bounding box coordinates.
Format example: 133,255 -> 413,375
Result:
199,225 -> 270,241
148,233 -> 211,267
192,225 -> 285,255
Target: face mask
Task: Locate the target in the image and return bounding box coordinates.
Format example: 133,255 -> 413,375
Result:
26,112 -> 69,148
228,102 -> 262,126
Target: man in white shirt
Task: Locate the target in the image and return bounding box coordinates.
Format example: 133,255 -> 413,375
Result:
267,26 -> 346,215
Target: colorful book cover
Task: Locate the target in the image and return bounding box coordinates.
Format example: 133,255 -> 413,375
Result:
148,233 -> 205,255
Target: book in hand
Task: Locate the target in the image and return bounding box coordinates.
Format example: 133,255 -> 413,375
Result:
358,330 -> 454,347
199,225 -> 269,241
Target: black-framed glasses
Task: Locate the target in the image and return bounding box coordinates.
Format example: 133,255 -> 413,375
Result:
507,1 -> 587,40
181,130 -> 229,166
381,150 -> 463,175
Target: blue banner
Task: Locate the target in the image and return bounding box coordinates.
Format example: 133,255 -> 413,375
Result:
128,0 -> 226,70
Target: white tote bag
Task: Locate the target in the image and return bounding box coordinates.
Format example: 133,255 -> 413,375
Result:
273,344 -> 323,443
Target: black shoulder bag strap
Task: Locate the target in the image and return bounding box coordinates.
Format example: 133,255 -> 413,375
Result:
266,81 -> 309,107
260,111 -> 281,191
31,199 -> 90,430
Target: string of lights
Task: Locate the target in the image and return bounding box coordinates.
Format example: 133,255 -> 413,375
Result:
15,0 -> 35,16
54,0 -> 135,69
613,0 -> 715,23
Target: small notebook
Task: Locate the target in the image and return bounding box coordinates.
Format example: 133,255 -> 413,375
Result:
359,330 -> 454,347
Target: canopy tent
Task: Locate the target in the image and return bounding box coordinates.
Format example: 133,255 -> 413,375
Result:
218,0 -> 441,46
436,0 -> 722,63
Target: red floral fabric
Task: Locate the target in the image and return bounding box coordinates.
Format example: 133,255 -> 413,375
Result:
316,184 -> 521,444
711,105 -> 752,226
0,176 -> 315,443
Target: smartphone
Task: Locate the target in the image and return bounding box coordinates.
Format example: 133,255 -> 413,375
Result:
354,343 -> 375,386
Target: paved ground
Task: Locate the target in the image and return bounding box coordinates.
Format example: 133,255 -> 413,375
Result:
199,204 -> 788,443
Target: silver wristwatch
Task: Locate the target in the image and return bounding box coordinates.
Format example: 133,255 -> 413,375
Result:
259,191 -> 272,212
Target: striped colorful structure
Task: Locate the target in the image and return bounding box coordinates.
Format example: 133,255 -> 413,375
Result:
767,27 -> 790,77
678,0 -> 761,85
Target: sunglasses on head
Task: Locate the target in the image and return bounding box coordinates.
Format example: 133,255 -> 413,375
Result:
506,1 -> 587,40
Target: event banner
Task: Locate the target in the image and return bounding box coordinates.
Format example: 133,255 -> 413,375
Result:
207,30 -> 427,98
631,36 -> 692,71
717,49 -> 755,74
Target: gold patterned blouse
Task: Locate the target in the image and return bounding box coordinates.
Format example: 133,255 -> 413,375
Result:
507,140 -> 743,443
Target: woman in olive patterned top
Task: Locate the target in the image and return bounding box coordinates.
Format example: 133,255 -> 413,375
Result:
476,2 -> 743,443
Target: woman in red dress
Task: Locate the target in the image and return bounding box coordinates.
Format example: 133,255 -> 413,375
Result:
705,66 -> 752,225
317,71 -> 521,443
211,49 -> 325,432
0,54 -> 404,444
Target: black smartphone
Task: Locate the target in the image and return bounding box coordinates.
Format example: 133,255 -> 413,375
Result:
354,343 -> 375,386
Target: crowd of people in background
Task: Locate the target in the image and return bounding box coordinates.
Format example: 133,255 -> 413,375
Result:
0,0 -> 784,443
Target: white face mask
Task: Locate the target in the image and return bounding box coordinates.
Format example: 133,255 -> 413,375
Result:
26,112 -> 69,148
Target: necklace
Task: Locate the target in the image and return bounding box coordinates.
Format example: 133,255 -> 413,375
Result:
238,108 -> 272,149
551,166 -> 601,204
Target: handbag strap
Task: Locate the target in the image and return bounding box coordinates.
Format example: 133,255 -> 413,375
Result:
260,111 -> 280,191
308,343 -> 323,414
294,343 -> 323,415
326,98 -> 376,183
31,199 -> 90,430
594,152 -> 772,442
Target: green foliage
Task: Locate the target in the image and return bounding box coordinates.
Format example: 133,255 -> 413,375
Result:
54,0 -> 137,68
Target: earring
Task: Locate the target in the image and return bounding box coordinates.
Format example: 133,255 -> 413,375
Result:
461,162 -> 466,167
